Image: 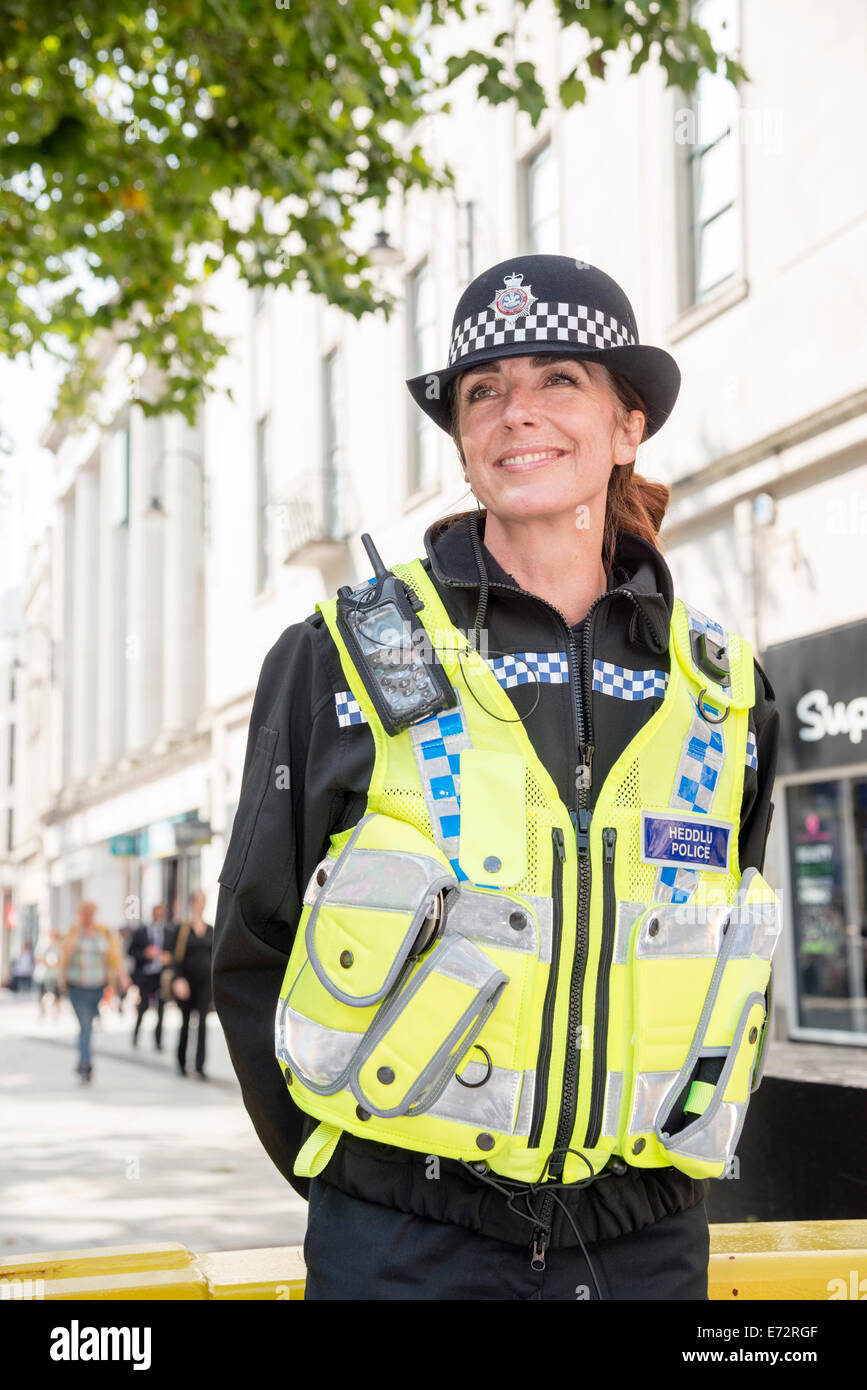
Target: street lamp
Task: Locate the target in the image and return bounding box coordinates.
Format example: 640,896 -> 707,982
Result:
144,448 -> 209,544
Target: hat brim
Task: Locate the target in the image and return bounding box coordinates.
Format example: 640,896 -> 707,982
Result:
406,341 -> 681,440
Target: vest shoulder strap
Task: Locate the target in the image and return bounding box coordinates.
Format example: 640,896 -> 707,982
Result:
670,596 -> 755,710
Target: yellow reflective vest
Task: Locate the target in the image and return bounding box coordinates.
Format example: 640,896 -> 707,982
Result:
275,558 -> 780,1187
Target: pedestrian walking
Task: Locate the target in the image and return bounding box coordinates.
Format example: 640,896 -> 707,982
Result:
10,945 -> 34,994
59,901 -> 128,1081
170,891 -> 214,1079
129,905 -> 171,1049
35,929 -> 65,1016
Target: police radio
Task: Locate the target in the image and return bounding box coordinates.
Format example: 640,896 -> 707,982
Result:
335,533 -> 457,736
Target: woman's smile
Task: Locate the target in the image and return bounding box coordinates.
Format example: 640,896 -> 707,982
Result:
496,446 -> 567,472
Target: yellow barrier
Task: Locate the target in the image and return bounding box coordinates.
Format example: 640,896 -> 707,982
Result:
2,1222 -> 865,1300
709,1219 -> 867,1301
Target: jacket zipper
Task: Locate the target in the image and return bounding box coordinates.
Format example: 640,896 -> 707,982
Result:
528,826 -> 565,1148
584,826 -> 617,1150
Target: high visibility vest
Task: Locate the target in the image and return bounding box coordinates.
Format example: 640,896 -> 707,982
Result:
275,559 -> 781,1187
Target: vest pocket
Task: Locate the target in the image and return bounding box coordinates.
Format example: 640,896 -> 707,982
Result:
305,812 -> 458,1008
621,868 -> 781,1176
349,934 -> 509,1119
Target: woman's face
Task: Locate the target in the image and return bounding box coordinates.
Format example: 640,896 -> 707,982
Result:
454,354 -> 644,525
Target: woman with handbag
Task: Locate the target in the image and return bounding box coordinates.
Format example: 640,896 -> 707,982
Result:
170,891 -> 214,1079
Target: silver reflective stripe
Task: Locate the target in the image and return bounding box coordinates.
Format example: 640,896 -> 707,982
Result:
446,888 -> 542,957
437,934 -> 506,988
601,1070 -> 623,1139
303,857 -> 333,905
663,1102 -> 742,1164
634,901 -> 731,959
726,868 -> 782,961
275,996 -> 363,1094
326,848 -> 455,912
629,1070 -> 679,1133
614,902 -> 646,964
427,1063 -> 530,1134
525,896 -> 553,964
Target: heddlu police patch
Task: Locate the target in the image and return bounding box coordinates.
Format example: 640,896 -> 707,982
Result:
640,811 -> 732,873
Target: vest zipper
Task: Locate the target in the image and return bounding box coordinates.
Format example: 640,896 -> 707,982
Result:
529,592 -> 608,1269
528,826 -> 565,1149
584,826 -> 617,1150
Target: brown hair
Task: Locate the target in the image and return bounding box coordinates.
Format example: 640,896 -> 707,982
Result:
434,362 -> 671,573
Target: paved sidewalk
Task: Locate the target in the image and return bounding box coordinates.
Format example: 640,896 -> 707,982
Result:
0,990 -> 307,1254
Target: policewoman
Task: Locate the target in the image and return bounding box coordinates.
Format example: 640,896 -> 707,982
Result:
213,255 -> 781,1301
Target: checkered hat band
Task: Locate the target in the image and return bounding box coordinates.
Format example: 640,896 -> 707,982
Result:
448,302 -> 637,366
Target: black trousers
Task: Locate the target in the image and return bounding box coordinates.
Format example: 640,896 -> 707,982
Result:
303,1178 -> 710,1301
133,981 -> 164,1044
177,982 -> 211,1073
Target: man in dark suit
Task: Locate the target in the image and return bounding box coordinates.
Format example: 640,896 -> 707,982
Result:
129,904 -> 171,1049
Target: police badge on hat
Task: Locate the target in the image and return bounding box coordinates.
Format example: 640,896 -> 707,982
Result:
489,272 -> 536,320
406,253 -> 682,440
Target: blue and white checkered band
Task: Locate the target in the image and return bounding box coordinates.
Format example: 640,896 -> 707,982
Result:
447,302 -> 637,367
407,689 -> 473,882
682,600 -> 731,690
485,651 -> 569,689
651,696 -> 728,905
746,728 -> 757,771
335,691 -> 365,728
593,660 -> 668,701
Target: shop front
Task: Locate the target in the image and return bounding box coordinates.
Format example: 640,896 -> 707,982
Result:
763,616 -> 867,1045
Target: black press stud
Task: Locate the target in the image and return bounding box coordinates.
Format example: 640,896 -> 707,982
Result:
633,1137 -> 646,1154
355,1105 -> 370,1121
339,950 -> 353,968
476,1132 -> 495,1152
749,1027 -> 758,1043
377,1066 -> 395,1085
647,916 -> 659,938
483,856 -> 502,874
508,910 -> 526,931
315,867 -> 328,886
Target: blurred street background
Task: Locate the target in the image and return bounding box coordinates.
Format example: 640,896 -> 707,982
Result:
0,988 -> 304,1252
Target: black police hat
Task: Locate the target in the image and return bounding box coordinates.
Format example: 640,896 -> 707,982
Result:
405,254 -> 681,439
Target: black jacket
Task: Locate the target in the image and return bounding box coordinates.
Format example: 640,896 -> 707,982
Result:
212,512 -> 779,1248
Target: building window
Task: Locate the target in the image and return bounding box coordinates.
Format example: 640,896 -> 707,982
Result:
255,414 -> 271,593
7,723 -> 14,787
322,348 -> 344,540
408,260 -> 439,496
685,0 -> 742,303
6,807 -> 12,853
786,777 -> 867,1040
524,140 -> 560,254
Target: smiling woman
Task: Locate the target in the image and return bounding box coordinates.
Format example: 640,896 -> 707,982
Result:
213,252 -> 782,1305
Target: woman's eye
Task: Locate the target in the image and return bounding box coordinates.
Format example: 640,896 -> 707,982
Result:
465,371 -> 578,401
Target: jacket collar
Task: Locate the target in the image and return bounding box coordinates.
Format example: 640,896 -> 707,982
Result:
423,510 -> 673,654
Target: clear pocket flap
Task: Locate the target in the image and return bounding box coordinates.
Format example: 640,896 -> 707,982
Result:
351,934 -> 508,1119
306,812 -> 457,1007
